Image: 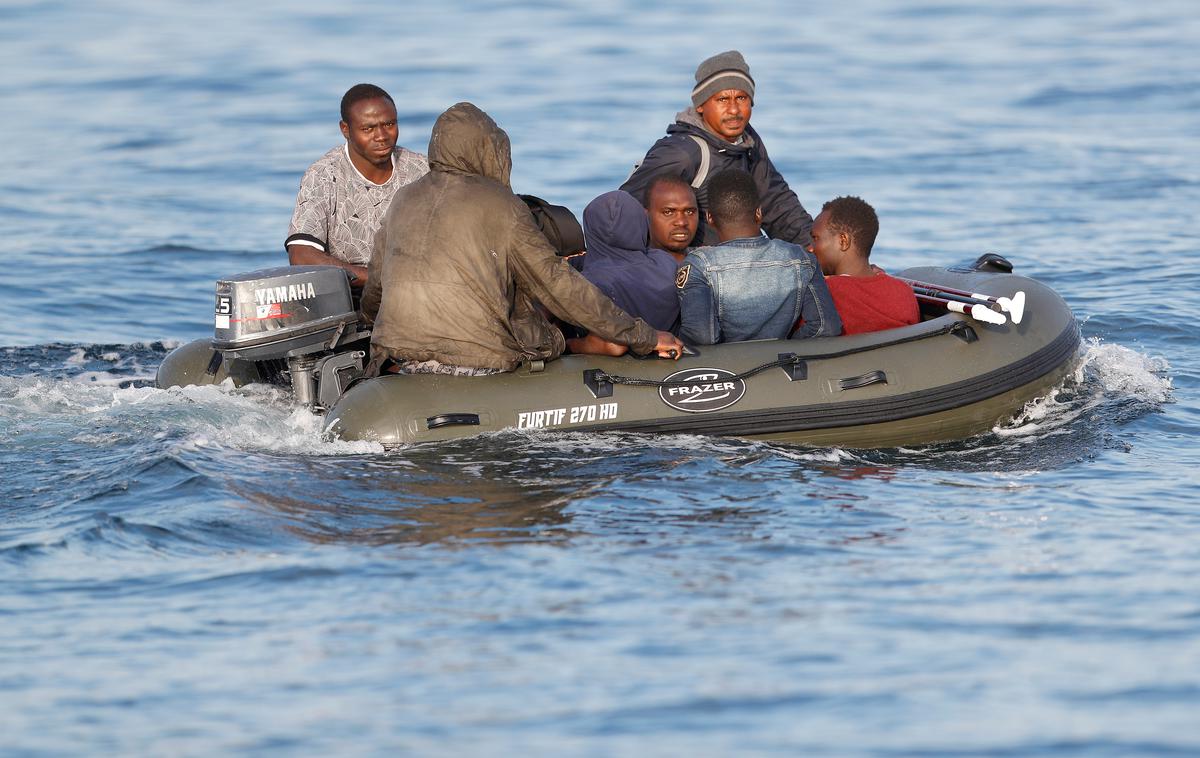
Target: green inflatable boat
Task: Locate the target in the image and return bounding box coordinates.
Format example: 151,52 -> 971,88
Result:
156,254 -> 1079,448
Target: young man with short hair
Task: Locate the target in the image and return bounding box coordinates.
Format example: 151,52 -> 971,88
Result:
644,175 -> 699,262
286,83 -> 428,286
808,196 -> 920,335
677,169 -> 840,345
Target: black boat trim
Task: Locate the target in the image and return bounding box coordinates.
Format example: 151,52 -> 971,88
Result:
577,321 -> 1080,437
583,369 -> 614,399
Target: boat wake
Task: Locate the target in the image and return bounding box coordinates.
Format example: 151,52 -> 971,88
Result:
0,336 -> 1177,559
854,336 -> 1174,473
995,337 -> 1171,439
0,342 -> 383,458
1,341 -> 176,387
0,336 -> 1171,469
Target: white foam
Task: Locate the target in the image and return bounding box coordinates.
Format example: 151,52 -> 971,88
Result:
56,345 -> 161,386
770,445 -> 864,464
0,374 -> 383,456
165,383 -> 384,456
1078,337 -> 1172,403
994,338 -> 1171,438
74,370 -> 138,387
1,375 -> 116,416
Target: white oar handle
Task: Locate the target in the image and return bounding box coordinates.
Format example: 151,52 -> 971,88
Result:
996,291 -> 1025,324
945,300 -> 1007,325
970,303 -> 1007,325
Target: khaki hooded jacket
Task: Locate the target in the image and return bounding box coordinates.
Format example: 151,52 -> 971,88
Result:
362,103 -> 657,371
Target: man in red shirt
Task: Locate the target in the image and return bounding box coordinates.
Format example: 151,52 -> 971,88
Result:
807,196 -> 920,335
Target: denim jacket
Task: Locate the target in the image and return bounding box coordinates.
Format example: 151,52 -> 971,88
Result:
677,235 -> 841,345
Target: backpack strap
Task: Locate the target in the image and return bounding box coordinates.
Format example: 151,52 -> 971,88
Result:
688,135 -> 711,188
625,133 -> 712,187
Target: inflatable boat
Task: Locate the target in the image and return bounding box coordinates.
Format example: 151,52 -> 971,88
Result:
156,254 -> 1079,448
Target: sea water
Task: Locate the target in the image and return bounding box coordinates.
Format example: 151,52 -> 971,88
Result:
1,1 -> 1196,755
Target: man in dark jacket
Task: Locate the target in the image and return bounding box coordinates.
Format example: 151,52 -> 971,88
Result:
361,102 -> 682,375
620,50 -> 815,249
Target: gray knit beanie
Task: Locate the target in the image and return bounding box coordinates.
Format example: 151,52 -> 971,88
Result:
691,50 -> 755,108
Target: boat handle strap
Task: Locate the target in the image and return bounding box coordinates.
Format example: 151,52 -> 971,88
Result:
839,371 -> 887,391
426,413 -> 481,430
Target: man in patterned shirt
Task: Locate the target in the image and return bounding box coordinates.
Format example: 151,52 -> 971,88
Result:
285,83 -> 428,287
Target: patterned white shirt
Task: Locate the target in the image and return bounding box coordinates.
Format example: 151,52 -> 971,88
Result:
285,144 -> 428,265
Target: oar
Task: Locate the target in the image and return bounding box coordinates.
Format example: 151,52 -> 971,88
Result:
914,293 -> 1007,325
909,285 -> 1007,314
899,277 -> 1025,324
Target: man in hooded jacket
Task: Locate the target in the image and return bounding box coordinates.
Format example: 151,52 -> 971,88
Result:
581,190 -> 680,332
567,190 -> 680,356
361,102 -> 682,375
620,50 -> 814,249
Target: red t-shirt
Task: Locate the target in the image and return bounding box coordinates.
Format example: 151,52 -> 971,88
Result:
826,273 -> 920,335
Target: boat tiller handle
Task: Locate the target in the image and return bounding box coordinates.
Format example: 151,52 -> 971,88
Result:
204,349 -> 223,376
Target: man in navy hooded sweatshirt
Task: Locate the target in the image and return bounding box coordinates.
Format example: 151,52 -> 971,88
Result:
568,190 -> 680,356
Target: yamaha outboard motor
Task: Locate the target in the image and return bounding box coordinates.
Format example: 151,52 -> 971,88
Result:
211,265 -> 369,410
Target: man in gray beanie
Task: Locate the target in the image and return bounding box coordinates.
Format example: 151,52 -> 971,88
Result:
620,50 -> 814,248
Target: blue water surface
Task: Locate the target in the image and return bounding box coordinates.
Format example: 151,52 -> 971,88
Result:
1,1 -> 1197,755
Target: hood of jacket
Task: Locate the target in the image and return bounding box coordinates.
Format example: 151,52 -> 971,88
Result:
427,101 -> 513,188
583,190 -> 653,264
581,190 -> 680,332
363,110 -> 657,370
668,106 -> 758,152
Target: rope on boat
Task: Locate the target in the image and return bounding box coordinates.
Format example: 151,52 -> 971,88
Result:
591,320 -> 974,389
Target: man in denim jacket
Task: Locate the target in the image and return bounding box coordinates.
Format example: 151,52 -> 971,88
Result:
677,169 -> 841,345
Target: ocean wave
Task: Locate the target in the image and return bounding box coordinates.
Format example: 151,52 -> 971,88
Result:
1017,82 -> 1200,110
995,338 -> 1171,439
1,342 -> 178,384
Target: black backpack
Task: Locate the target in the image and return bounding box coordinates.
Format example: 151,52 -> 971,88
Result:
520,194 -> 585,257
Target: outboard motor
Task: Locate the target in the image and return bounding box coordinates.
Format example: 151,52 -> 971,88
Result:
212,265 -> 369,410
